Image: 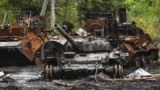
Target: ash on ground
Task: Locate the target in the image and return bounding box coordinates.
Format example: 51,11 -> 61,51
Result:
0,63 -> 160,90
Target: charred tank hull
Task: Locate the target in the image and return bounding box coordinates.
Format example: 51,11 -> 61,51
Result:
40,24 -> 127,79
44,52 -> 122,79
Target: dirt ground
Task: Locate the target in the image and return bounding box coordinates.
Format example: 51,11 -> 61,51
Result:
0,63 -> 160,90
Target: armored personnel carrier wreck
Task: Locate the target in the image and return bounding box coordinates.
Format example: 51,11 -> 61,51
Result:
0,11 -> 49,66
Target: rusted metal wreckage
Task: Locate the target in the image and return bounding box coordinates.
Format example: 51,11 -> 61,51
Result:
84,8 -> 159,68
0,8 -> 158,80
0,11 -> 49,66
39,8 -> 158,79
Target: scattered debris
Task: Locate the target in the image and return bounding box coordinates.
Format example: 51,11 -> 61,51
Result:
0,71 -> 4,77
2,77 -> 15,82
54,80 -> 75,87
126,68 -> 153,79
0,65 -> 160,90
97,68 -> 159,81
1,72 -> 42,82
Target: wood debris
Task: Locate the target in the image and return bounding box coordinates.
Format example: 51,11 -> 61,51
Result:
54,80 -> 75,87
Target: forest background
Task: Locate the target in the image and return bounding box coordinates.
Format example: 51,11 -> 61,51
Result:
0,0 -> 159,39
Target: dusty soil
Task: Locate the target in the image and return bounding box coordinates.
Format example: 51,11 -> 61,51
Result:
0,63 -> 160,90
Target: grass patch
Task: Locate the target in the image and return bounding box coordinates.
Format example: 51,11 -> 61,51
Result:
155,68 -> 160,73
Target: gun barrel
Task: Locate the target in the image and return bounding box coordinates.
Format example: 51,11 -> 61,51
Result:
54,24 -> 79,51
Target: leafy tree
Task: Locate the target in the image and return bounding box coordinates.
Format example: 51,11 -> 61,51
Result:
55,0 -> 78,29
77,0 -> 125,27
0,0 -> 159,39
125,0 -> 160,39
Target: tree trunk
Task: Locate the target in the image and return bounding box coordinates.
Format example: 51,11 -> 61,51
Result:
51,0 -> 55,29
40,0 -> 49,16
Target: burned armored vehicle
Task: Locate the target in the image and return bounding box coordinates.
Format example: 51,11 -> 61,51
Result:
39,8 -> 158,79
0,11 -> 49,66
84,8 -> 159,68
40,24 -> 128,79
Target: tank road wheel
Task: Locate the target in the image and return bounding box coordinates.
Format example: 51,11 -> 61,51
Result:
135,58 -> 141,67
44,64 -> 54,79
117,65 -> 123,78
113,65 -> 123,78
49,65 -> 53,79
135,57 -> 146,67
141,57 -> 146,67
44,65 -> 49,79
146,56 -> 151,64
113,65 -> 118,78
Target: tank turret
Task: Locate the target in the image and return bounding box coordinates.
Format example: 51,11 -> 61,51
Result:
54,24 -> 112,52
54,24 -> 79,51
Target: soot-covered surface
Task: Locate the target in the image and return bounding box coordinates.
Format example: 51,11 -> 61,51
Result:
0,63 -> 160,90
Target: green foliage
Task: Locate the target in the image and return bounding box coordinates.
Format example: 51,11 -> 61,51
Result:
125,0 -> 160,39
77,0 -> 125,27
55,0 -> 78,28
0,0 -> 42,24
0,0 -> 159,39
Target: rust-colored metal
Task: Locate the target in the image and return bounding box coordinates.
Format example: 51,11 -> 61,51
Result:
0,11 -> 49,66
84,18 -> 104,34
84,8 -> 159,68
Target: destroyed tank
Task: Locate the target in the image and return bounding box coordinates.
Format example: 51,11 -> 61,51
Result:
84,8 -> 159,68
40,24 -> 128,79
0,11 -> 49,66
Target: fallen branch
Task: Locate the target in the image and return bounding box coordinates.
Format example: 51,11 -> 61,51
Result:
54,80 -> 75,87
97,76 -> 134,82
97,75 -> 157,82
